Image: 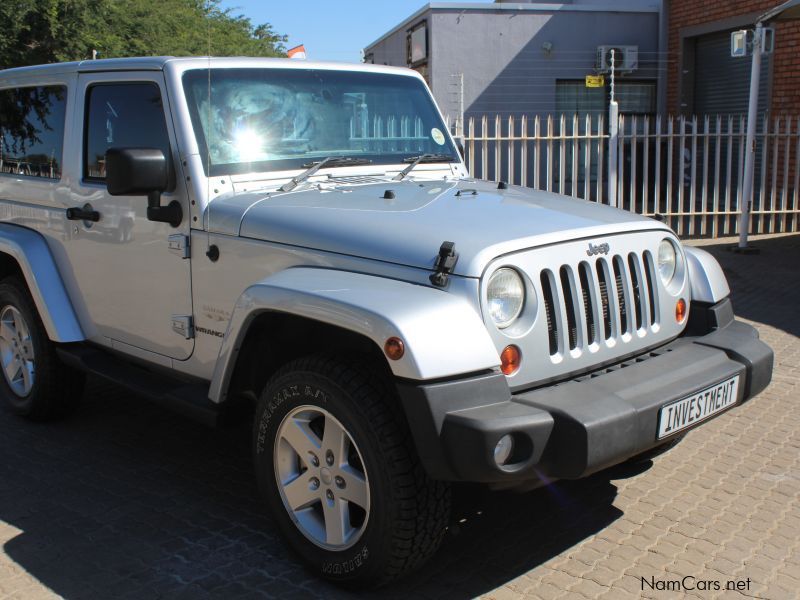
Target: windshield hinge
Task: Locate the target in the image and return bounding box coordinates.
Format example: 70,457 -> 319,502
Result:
168,234 -> 190,259
430,241 -> 458,288
171,315 -> 194,340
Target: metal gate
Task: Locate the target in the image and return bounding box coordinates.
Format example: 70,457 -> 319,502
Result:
458,113 -> 800,237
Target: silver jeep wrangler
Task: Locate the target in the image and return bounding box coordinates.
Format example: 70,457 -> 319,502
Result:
0,57 -> 773,587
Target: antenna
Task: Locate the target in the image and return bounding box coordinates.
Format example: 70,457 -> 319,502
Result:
205,1 -> 212,252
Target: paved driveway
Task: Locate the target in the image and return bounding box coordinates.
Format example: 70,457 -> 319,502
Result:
1,234 -> 798,599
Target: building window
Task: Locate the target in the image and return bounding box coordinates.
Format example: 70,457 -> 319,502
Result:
615,82 -> 656,116
556,80 -> 656,118
407,21 -> 428,66
555,81 -> 606,118
0,86 -> 67,180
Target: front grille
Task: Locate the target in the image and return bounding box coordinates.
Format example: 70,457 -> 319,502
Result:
540,252 -> 659,357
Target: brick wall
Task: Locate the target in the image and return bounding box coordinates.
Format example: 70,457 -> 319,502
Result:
668,0 -> 800,115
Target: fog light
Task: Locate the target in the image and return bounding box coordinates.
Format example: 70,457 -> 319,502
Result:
494,434 -> 514,466
675,298 -> 687,323
500,345 -> 521,375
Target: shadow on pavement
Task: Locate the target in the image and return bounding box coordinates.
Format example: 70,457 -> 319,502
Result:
0,378 -> 626,599
695,233 -> 800,337
382,477 -> 624,599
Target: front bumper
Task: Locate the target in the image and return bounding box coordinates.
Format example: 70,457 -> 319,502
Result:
397,300 -> 773,483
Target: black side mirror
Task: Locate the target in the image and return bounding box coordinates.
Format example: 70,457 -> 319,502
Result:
106,148 -> 168,196
105,148 -> 182,228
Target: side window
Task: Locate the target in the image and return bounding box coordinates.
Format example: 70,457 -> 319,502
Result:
0,86 -> 67,180
84,82 -> 170,180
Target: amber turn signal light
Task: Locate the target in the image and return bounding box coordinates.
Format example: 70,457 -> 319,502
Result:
500,345 -> 521,375
384,337 -> 405,360
676,298 -> 687,323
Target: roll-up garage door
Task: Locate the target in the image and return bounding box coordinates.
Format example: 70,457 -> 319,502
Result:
693,29 -> 770,117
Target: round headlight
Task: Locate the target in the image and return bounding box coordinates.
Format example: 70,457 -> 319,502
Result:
657,239 -> 678,285
487,268 -> 525,328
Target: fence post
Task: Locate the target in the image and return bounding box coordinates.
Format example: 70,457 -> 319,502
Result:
608,103 -> 619,208
607,49 -> 619,208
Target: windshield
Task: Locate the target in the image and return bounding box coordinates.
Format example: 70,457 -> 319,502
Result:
182,68 -> 457,177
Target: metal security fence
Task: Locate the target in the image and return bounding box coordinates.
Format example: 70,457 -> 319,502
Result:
456,113 -> 800,237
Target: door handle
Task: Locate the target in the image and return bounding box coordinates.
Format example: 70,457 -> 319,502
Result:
66,206 -> 100,222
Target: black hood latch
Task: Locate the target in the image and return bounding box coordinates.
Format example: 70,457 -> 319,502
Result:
430,241 -> 458,288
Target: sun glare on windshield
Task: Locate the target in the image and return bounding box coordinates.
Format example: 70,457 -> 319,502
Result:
232,127 -> 267,162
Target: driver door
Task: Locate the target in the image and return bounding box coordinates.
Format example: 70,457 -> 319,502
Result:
62,71 -> 194,360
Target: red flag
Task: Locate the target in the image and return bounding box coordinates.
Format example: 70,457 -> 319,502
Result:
287,45 -> 307,60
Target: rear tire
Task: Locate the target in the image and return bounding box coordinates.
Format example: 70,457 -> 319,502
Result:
0,277 -> 84,420
253,355 -> 450,588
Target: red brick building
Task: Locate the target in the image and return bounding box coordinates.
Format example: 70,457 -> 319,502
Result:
668,0 -> 800,117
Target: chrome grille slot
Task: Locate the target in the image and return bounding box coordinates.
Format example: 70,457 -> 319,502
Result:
559,266 -> 579,351
612,256 -> 630,335
541,271 -> 559,355
578,262 -> 598,345
596,258 -> 613,340
643,251 -> 659,326
628,253 -> 644,330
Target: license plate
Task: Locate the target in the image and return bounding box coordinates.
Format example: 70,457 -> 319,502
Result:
657,375 -> 740,439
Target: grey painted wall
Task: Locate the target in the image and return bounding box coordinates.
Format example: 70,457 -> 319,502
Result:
365,24 -> 410,71
365,5 -> 660,121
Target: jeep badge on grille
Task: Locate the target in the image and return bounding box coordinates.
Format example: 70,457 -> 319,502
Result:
587,242 -> 610,256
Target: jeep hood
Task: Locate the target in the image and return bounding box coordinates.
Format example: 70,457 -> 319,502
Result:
206,179 -> 669,277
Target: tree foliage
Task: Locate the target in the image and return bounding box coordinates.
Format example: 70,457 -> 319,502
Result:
0,0 -> 287,69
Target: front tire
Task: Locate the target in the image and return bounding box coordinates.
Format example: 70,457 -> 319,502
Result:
0,277 -> 84,420
253,355 -> 450,588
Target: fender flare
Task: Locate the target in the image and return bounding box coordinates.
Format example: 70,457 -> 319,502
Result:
209,268 -> 500,403
0,223 -> 84,342
684,246 -> 730,304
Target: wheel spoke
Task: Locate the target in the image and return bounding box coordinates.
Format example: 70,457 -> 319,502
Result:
322,415 -> 347,465
280,417 -> 322,459
338,465 -> 369,510
20,362 -> 32,392
0,320 -> 16,343
322,496 -> 348,546
12,312 -> 29,341
3,356 -> 19,383
282,474 -> 320,511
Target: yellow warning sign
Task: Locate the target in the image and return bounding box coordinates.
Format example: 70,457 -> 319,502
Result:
585,75 -> 605,88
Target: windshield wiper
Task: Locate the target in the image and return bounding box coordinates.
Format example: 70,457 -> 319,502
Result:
279,156 -> 373,192
393,153 -> 456,181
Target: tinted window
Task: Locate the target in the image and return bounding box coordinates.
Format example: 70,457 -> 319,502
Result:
84,83 -> 170,179
0,86 -> 67,180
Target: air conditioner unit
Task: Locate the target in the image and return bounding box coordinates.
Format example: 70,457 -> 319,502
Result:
596,45 -> 639,73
